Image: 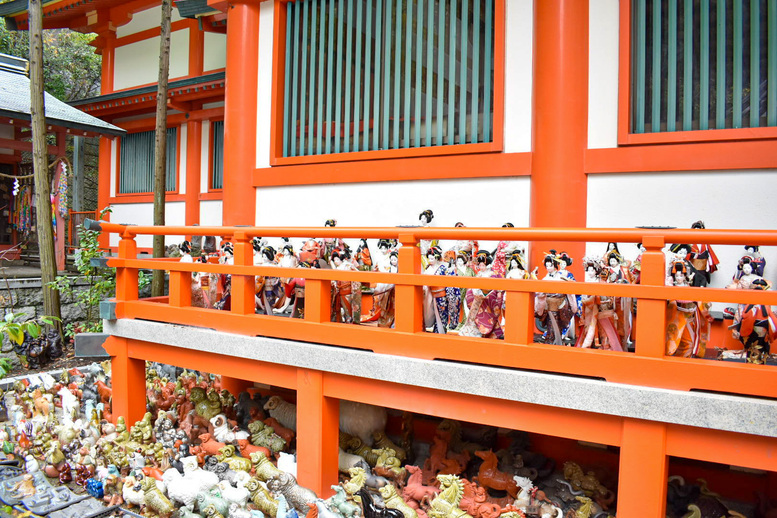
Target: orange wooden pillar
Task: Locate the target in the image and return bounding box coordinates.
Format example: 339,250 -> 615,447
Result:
103,336 -> 146,425
295,368 -> 339,498
529,0 -> 589,275
618,419 -> 668,517
96,30 -> 115,250
222,0 -> 259,226
395,234 -> 423,333
635,236 -> 666,356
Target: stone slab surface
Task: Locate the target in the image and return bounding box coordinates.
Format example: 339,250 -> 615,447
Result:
74,332 -> 110,357
105,319 -> 777,438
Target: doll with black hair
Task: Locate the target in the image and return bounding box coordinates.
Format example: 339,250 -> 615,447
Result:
422,246 -> 454,333
457,250 -> 505,339
730,278 -> 776,364
256,246 -> 285,315
368,251 -> 398,328
418,209 -> 439,269
575,258 -> 624,351
688,220 -> 719,285
668,243 -> 707,287
179,241 -> 193,263
535,252 -> 578,345
742,245 -> 765,277
665,260 -> 713,358
331,248 -> 360,324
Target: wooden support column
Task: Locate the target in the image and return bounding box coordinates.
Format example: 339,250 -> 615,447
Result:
305,279 -> 331,323
296,368 -> 339,498
222,0 -> 259,225
529,0 -> 589,275
618,419 -> 668,517
116,231 -> 138,303
231,231 -> 256,315
102,336 -> 146,425
635,236 -> 666,357
395,234 -> 423,334
503,291 -> 535,344
97,136 -> 112,250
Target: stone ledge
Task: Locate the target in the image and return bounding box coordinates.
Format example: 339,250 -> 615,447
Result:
104,318 -> 777,439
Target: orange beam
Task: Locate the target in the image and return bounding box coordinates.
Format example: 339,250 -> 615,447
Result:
296,369 -> 339,497
529,0 -> 589,276
222,0 -> 259,225
617,419 -> 668,518
666,424 -> 777,472
103,336 -> 147,425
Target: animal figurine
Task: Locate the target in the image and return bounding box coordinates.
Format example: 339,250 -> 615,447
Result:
191,387 -> 223,421
263,397 -> 297,430
403,465 -> 440,507
379,484 -> 419,518
357,488 -> 404,518
248,420 -> 287,453
262,417 -> 296,446
245,477 -> 279,517
346,437 -> 380,466
178,508 -> 204,518
202,503 -> 226,518
327,485 -> 360,518
86,476 -> 105,499
373,448 -> 405,481
249,452 -> 283,481
278,452 -> 298,479
235,392 -> 265,428
164,457 -> 220,510
217,479 -> 250,508
57,386 -> 80,421
313,499 -> 342,518
562,462 -> 615,510
199,433 -> 228,456
344,467 -> 367,496
197,490 -> 230,517
373,432 -> 407,463
218,445 -> 252,472
473,450 -> 518,499
122,475 -> 146,508
143,476 -> 175,516
237,439 -> 272,459
228,503 -> 253,518
211,414 -> 250,443
277,494 -> 301,518
459,479 -> 500,518
267,471 -> 317,516
339,448 -> 370,473
427,475 -> 472,518
422,435 -> 465,485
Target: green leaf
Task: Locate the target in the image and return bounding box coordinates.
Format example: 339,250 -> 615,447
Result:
7,328 -> 23,345
26,323 -> 40,339
4,313 -> 15,323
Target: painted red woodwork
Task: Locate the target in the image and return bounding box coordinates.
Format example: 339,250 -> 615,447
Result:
185,120 -> 202,227
529,0 -> 589,276
222,0 -> 259,225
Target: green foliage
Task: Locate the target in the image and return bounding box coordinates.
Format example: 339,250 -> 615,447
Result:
0,25 -> 101,101
0,312 -> 60,347
50,207 -> 120,338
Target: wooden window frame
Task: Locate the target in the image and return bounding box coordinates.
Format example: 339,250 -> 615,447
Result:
208,118 -> 225,193
617,0 -> 777,146
114,126 -> 183,202
268,0 -> 506,169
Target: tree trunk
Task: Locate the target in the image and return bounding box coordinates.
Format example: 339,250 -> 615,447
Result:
151,0 -> 173,297
29,0 -> 62,327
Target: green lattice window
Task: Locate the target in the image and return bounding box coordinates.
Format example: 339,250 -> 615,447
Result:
119,128 -> 177,193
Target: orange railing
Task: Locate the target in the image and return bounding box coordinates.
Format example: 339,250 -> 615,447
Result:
90,221 -> 777,400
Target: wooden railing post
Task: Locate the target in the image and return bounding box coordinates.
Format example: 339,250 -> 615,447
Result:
617,419 -> 668,517
169,270 -> 191,307
306,279 -> 332,323
504,290 -> 535,344
231,231 -> 255,316
296,368 -> 339,498
102,336 -> 146,425
116,231 -> 138,302
635,236 -> 666,357
395,233 -> 423,334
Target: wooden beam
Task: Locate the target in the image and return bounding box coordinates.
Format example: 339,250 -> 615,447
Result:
0,137 -> 59,154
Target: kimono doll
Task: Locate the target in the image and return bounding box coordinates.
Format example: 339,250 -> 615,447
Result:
575,258 -> 624,351
630,243 -> 646,284
743,245 -> 765,277
368,251 -> 398,328
321,219 -> 345,263
272,241 -> 299,314
422,246 -> 454,333
213,242 -> 233,311
535,252 -> 578,345
356,239 -> 373,271
665,261 -> 713,358
287,261 -> 315,319
458,251 -> 505,339
451,222 -> 478,267
362,239 -> 394,324
689,220 -> 719,285
727,256 -> 762,291
331,249 -> 359,324
179,241 -> 193,263
603,250 -> 633,344
452,252 -> 477,326
257,246 -> 285,314
669,244 -> 706,287
730,278 -> 776,364
418,209 -> 439,269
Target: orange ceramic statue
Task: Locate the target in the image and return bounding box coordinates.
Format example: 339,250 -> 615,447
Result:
473,451 -> 519,499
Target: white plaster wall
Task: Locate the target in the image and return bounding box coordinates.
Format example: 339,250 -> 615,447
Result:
503,0 -> 533,153
588,0 -> 620,149
200,200 -> 223,226
108,202 -> 186,248
203,31 -> 227,72
116,6 -> 183,38
256,0 -> 275,169
0,124 -> 13,154
255,177 -> 531,253
114,30 -> 190,90
587,171 -> 777,306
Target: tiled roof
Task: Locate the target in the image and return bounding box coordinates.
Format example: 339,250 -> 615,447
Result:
0,54 -> 125,136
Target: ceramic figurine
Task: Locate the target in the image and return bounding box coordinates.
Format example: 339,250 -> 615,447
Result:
423,246 -> 455,334
362,248 -> 398,328
343,467 -> 367,496
197,490 -> 230,518
562,462 -> 615,510
372,447 -> 405,481
321,219 -> 345,264
451,222 -> 478,266
357,488 -> 405,518
328,486 -> 359,518
245,477 -> 280,517
729,278 -> 776,364
191,387 -> 222,421
422,434 -> 465,485
742,245 -> 766,276
379,484 -> 419,518
356,239 -> 373,271
418,210 -> 438,269
473,450 -> 519,499
247,420 -> 286,453
534,252 -> 577,345
668,244 -> 706,287
263,417 -> 295,445
463,250 -> 506,339
727,255 -> 764,291
217,445 -> 252,472
267,471 -> 317,516
345,437 -> 379,466
574,259 -> 623,351
286,262 -> 313,320
249,451 -> 283,481
257,246 -> 286,315
688,220 -> 719,285
459,479 -> 501,518
122,474 -> 146,508
331,249 -> 361,324
665,261 -> 713,358
210,414 -> 249,443
427,475 -> 472,518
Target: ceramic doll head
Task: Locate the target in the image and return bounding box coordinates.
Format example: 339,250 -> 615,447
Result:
476,250 -> 493,271
672,243 -> 692,260
544,253 -> 558,273
377,239 -> 391,253
637,242 -> 646,253
282,244 -> 293,257
456,252 -> 468,269
252,237 -> 263,252
179,241 -> 191,254
691,220 -> 705,229
427,246 -> 442,264
609,255 -> 619,268
325,219 -> 337,227
261,246 -> 276,263
671,261 -> 688,285
739,256 -> 754,276
502,222 -> 515,228
558,252 -> 572,270
606,242 -> 620,254
419,209 -> 434,225
221,241 -> 234,257
389,251 -> 398,268
455,222 -> 465,228
331,250 -> 345,267
509,251 -> 525,272
583,259 -> 601,282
